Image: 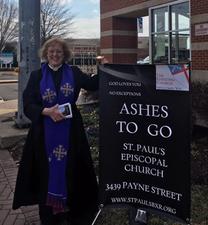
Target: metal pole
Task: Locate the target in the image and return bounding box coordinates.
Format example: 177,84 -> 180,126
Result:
15,0 -> 40,128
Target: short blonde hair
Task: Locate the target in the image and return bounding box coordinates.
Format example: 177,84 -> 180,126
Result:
40,38 -> 72,62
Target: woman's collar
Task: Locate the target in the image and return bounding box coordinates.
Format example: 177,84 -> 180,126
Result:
48,64 -> 63,71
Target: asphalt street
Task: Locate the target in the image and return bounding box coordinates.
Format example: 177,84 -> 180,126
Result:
0,71 -> 18,101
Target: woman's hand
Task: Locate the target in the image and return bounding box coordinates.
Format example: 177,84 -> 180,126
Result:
42,104 -> 65,122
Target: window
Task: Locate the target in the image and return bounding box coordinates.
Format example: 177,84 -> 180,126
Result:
150,1 -> 190,64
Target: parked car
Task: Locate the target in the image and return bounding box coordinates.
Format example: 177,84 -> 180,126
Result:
137,56 -> 149,64
0,96 -> 4,102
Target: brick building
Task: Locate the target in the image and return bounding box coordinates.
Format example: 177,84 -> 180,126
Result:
100,0 -> 208,127
68,39 -> 100,74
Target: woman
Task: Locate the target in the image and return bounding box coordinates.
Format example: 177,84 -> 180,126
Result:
13,38 -> 100,225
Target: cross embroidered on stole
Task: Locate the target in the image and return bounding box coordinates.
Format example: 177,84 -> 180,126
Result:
60,83 -> 74,97
42,88 -> 57,103
53,145 -> 67,161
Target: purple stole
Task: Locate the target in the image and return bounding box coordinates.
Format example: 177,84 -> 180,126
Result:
40,63 -> 74,214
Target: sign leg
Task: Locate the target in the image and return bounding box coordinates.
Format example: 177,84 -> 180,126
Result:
129,208 -> 148,225
91,204 -> 104,225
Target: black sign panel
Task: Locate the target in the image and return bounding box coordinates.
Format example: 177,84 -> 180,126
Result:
99,64 -> 191,223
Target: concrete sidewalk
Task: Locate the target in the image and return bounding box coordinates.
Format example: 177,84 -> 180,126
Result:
0,100 -> 40,225
0,100 -> 27,149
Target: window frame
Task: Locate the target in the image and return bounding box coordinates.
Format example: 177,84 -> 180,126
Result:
149,0 -> 190,64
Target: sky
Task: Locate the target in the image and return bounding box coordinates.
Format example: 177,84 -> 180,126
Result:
15,0 -> 149,39
63,0 -> 100,39
66,0 -> 149,39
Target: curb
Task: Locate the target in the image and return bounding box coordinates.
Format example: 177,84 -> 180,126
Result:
0,80 -> 18,84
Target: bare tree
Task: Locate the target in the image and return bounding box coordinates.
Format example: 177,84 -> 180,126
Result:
41,0 -> 74,43
0,0 -> 74,50
0,0 -> 18,52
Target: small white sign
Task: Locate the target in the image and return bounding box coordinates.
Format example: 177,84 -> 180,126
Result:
195,23 -> 208,36
0,53 -> 13,64
156,65 -> 189,91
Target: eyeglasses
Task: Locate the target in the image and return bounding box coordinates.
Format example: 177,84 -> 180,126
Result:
48,50 -> 63,55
